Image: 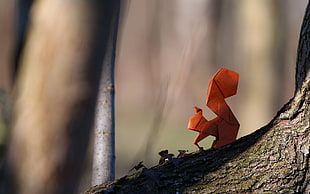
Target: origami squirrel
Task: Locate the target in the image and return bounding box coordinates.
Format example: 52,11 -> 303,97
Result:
188,67 -> 240,149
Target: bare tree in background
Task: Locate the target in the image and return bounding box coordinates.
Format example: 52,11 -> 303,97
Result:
3,0 -> 120,194
92,1 -> 120,185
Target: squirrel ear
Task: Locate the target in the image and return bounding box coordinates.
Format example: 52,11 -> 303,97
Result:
188,107 -> 203,131
193,106 -> 202,113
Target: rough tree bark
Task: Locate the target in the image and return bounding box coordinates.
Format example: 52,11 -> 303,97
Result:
86,1 -> 310,194
92,0 -> 120,185
4,1 -> 119,194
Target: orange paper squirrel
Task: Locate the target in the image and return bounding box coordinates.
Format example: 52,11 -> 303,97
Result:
188,67 -> 240,150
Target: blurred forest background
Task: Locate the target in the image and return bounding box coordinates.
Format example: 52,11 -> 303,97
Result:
0,0 -> 307,187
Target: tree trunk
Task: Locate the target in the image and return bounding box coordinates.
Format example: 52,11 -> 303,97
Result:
4,1 -> 119,194
236,0 -> 279,136
85,1 -> 310,193
92,0 -> 120,185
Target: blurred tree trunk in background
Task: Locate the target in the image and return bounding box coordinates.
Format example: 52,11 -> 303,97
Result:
3,1 -> 119,194
92,0 -> 120,185
0,0 -> 14,92
235,0 -> 279,136
0,0 -> 15,145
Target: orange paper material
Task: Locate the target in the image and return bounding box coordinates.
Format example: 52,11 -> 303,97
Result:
188,67 -> 240,149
